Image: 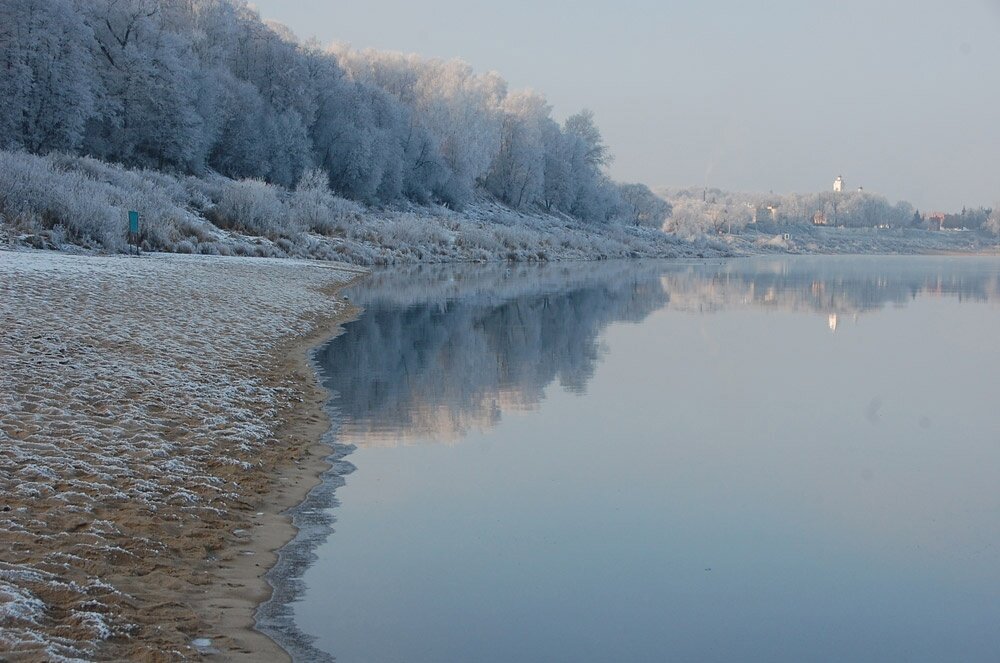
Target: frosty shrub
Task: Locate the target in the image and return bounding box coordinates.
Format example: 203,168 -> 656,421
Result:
0,151 -> 221,251
380,214 -> 454,250
213,179 -> 288,237
0,149 -> 729,263
454,224 -> 499,253
0,151 -> 123,250
291,169 -> 364,235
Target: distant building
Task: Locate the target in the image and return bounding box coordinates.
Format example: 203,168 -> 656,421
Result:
828,314 -> 839,332
834,175 -> 843,193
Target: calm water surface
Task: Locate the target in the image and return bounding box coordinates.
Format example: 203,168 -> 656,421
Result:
290,257 -> 1000,662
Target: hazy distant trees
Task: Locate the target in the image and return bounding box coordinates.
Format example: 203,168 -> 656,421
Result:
940,207 -> 991,230
661,187 -> 920,234
986,207 -> 1000,235
0,0 -> 660,226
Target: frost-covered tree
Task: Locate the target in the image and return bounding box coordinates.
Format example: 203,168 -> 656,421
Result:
536,111 -> 619,224
564,109 -> 612,168
485,92 -> 548,209
0,0 -> 96,153
660,186 -> 918,231
617,183 -> 672,227
985,206 -> 1000,235
541,118 -> 573,212
312,77 -> 410,203
80,0 -> 206,170
0,0 -> 657,227
333,47 -> 506,208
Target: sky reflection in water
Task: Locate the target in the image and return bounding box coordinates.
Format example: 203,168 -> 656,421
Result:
296,256 -> 1000,663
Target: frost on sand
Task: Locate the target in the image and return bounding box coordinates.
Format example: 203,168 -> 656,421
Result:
0,250 -> 357,659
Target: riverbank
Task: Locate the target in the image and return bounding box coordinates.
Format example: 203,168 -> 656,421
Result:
5,152 -> 997,268
715,225 -> 999,256
0,151 -> 726,267
0,250 -> 363,660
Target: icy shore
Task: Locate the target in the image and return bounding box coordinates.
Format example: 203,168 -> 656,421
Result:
0,250 -> 360,660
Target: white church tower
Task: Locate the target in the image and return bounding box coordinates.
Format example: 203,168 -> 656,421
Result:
833,175 -> 843,193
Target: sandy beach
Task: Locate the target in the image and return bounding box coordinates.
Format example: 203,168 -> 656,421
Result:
0,250 -> 364,661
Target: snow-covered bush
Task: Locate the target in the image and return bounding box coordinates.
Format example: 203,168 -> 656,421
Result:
212,179 -> 289,237
290,169 -> 364,235
0,151 -> 216,251
380,214 -> 454,250
0,151 -> 122,249
454,224 -> 500,253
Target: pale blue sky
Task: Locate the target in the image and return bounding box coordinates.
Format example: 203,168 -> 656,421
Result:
251,0 -> 1000,211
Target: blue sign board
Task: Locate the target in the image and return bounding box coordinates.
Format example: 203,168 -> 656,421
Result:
128,210 -> 139,234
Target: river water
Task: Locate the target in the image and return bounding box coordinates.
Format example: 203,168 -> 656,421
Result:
274,256 -> 1000,662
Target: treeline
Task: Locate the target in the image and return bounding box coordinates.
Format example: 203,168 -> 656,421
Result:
929,207 -> 995,232
661,187 -> 920,234
0,0 -> 668,227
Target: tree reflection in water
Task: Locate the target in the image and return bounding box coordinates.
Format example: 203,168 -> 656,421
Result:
316,256 -> 1000,446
